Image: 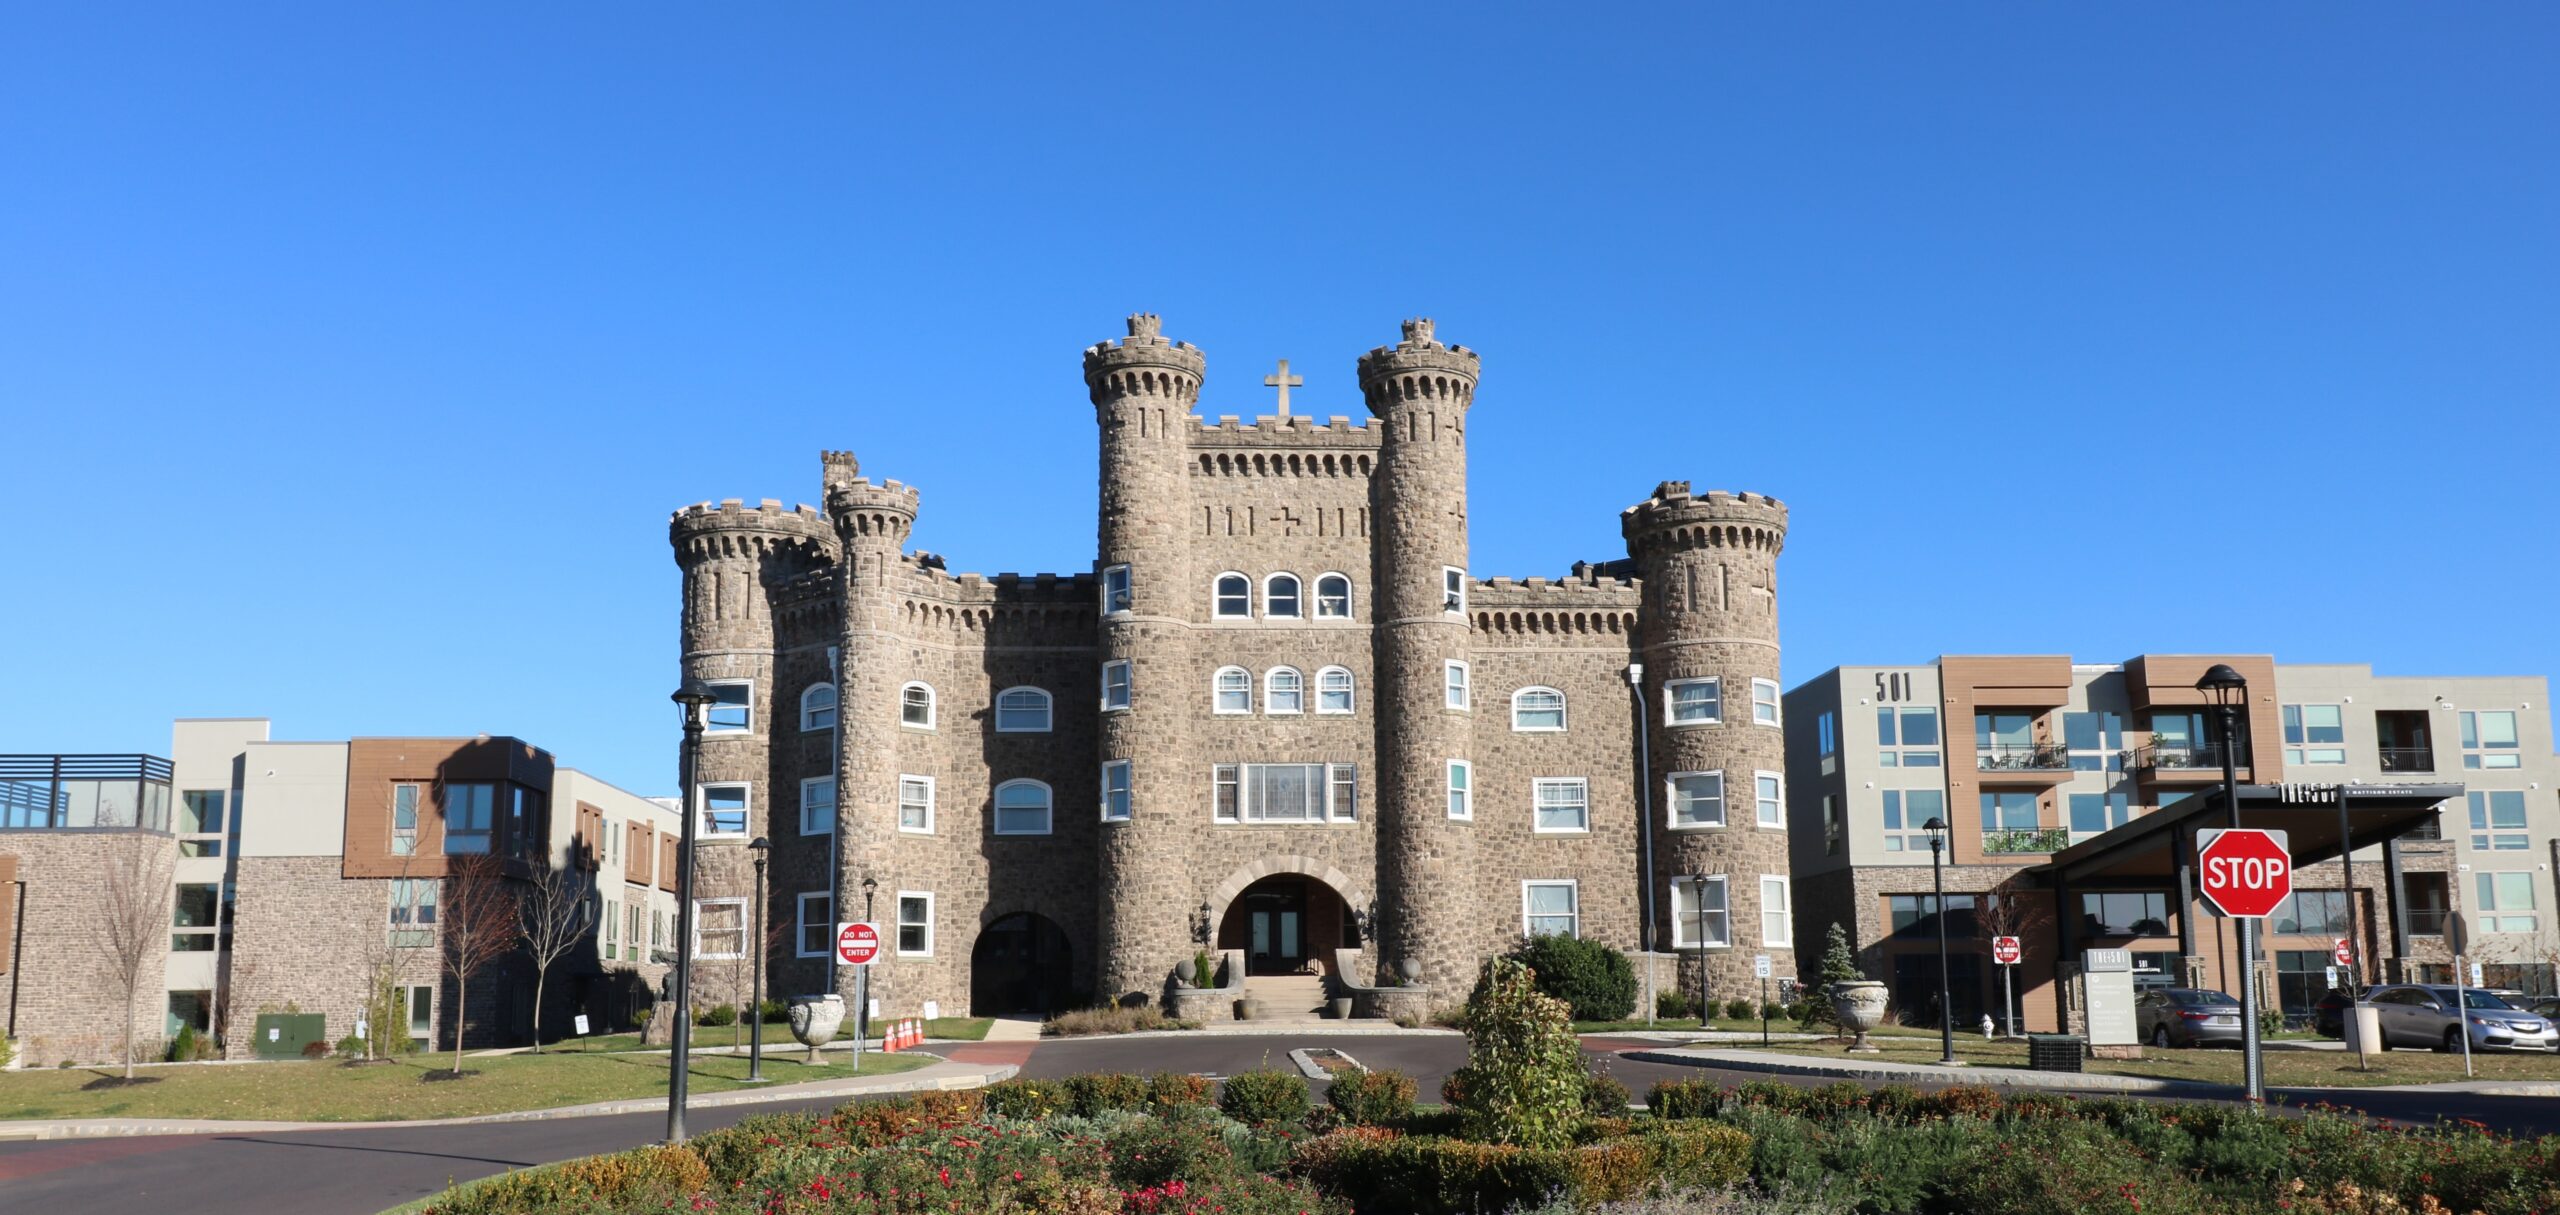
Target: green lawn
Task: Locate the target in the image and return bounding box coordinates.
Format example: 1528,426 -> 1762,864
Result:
1576,1017 -> 1807,1035
829,1016 -> 994,1041
0,1049 -> 931,1123
1751,1031 -> 2560,1089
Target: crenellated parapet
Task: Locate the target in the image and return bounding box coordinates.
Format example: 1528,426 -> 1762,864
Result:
825,477 -> 921,548
1470,575 -> 1644,640
1620,481 -> 1789,558
669,499 -> 839,567
892,566 -> 1099,647
1356,318 -> 1480,411
1084,313 -> 1205,408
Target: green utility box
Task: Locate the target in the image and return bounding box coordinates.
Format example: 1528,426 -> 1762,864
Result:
251,1012 -> 329,1059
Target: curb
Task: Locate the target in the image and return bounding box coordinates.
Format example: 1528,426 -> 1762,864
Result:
1622,1048 -> 2221,1095
0,1061 -> 1016,1142
1042,1025 -> 1463,1042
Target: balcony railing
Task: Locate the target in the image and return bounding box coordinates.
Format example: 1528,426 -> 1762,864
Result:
2123,741 -> 2233,772
1976,743 -> 2072,772
2377,746 -> 2435,774
1982,827 -> 2073,855
2407,909 -> 2450,938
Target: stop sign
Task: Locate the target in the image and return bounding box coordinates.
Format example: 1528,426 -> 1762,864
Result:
1992,936 -> 2021,966
835,921 -> 881,967
2196,828 -> 2292,919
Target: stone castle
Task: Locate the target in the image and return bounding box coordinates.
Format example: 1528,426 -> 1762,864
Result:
669,315 -> 1792,1018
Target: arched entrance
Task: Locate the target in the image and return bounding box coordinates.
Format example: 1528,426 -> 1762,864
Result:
970,912 -> 1073,1015
1218,874 -> 1359,977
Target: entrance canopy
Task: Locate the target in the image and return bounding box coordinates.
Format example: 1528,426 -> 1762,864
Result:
2036,782 -> 2462,890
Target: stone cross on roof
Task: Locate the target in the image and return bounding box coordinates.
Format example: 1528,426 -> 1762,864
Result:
1263,358 -> 1303,417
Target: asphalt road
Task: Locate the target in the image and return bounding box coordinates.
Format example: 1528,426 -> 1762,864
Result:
7,1034 -> 2559,1215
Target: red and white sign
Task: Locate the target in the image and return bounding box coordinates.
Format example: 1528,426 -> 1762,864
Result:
2333,937 -> 2354,967
835,921 -> 881,967
2196,828 -> 2293,919
1992,936 -> 2022,966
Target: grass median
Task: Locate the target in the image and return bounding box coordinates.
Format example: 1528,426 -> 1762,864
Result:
1744,1028 -> 2560,1088
0,1048 -> 932,1123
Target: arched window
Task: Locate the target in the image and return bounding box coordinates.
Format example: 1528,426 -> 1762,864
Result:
800,683 -> 838,732
1213,573 -> 1253,619
1316,667 -> 1355,714
1213,667 -> 1253,714
995,687 -> 1052,733
1266,667 -> 1305,715
1315,573 -> 1352,619
1264,573 -> 1302,619
1511,687 -> 1567,732
993,779 -> 1052,836
900,682 -> 936,729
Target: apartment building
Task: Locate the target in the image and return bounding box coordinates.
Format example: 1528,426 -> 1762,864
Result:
0,720 -> 678,1067
1785,657 -> 2556,1035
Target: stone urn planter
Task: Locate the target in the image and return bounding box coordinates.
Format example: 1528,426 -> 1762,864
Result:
1829,981 -> 1890,1053
1396,958 -> 1424,985
786,994 -> 845,1064
1237,998 -> 1262,1022
1330,996 -> 1354,1020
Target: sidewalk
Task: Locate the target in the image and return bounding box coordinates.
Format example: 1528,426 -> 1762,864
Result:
0,1056 -> 1016,1143
1621,1045 -> 2218,1094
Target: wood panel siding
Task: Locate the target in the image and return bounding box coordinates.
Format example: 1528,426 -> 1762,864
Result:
343,737 -> 556,879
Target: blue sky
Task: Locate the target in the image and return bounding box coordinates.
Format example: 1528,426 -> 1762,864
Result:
4,5 -> 2553,793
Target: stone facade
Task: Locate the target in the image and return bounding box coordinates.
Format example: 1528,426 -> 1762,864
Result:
0,829 -> 176,1068
671,315 -> 1793,1018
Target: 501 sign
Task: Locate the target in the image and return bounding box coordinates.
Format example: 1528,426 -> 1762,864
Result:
1873,672 -> 1922,703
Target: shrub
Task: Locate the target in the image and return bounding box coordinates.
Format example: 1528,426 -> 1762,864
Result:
1146,1070 -> 1213,1109
1863,1083 -> 1924,1122
633,1006 -> 653,1029
1219,1067 -> 1310,1126
827,1090 -> 982,1148
1107,1104 -> 1244,1189
757,998 -> 787,1024
166,1025 -> 203,1062
1508,933 -> 1638,1021
982,1077 -> 1068,1119
697,1003 -> 736,1027
1582,1070 -> 1633,1116
1723,998 -> 1756,1021
426,1143 -> 709,1214
1760,1002 -> 1787,1020
1044,1004 -> 1194,1036
1296,1135 -> 1581,1215
0,1036 -> 13,1070
1327,1068 -> 1418,1126
333,1034 -> 367,1058
1646,1078 -> 1723,1120
1655,989 -> 1700,1020
1781,1001 -> 1808,1021
1926,1084 -> 2004,1120
300,1039 -> 330,1060
1061,1071 -> 1151,1116
1646,1122 -> 1754,1192
1193,950 -> 1217,989
1798,921 -> 1861,1031
1449,957 -> 1587,1149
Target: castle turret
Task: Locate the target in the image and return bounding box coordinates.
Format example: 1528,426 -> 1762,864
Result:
670,495 -> 838,1004
1622,482 -> 1790,999
820,456 -> 920,1005
1361,318 -> 1480,991
1084,313 -> 1205,1002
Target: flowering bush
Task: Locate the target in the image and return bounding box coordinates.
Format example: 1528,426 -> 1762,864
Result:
1325,1068 -> 1418,1126
1217,1067 -> 1311,1127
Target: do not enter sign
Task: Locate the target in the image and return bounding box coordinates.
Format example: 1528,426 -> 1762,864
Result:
2333,937 -> 2354,967
836,921 -> 881,967
1992,936 -> 2021,966
2197,828 -> 2292,919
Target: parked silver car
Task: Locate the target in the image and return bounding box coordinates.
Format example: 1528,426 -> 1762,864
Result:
2364,984 -> 2558,1052
2135,987 -> 2245,1048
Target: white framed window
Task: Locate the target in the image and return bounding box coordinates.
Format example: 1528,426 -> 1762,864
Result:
1522,880 -> 1579,937
706,680 -> 753,733
1445,661 -> 1470,710
795,892 -> 832,958
1532,777 -> 1589,833
1666,677 -> 1720,726
1316,667 -> 1355,714
1761,875 -> 1792,947
900,682 -> 936,729
898,775 -> 935,834
1447,760 -> 1472,820
442,782 -> 495,854
995,686 -> 1053,733
799,776 -> 836,836
1754,771 -> 1784,828
694,897 -> 746,960
1101,660 -> 1132,711
405,985 -> 433,1039
1443,566 -> 1466,613
1213,763 -> 1240,822
1101,760 -> 1132,822
2469,790 -> 2528,851
2477,871 -> 2539,934
800,683 -> 838,732
2460,711 -> 2521,769
2281,703 -> 2347,766
1264,573 -> 1303,619
1668,771 -> 1725,829
1672,875 -> 1730,949
994,779 -> 1052,836
391,783 -> 419,856
1265,667 -> 1305,715
1511,687 -> 1566,732
1102,564 -> 1132,615
389,878 -> 438,947
698,783 -> 749,838
1328,764 -> 1358,821
896,892 -> 934,955
1315,573 -> 1352,619
1214,666 -> 1253,714
601,895 -> 617,956
1751,678 -> 1781,726
1213,573 -> 1253,619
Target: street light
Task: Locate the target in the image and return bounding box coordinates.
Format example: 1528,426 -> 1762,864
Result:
745,836 -> 770,1084
2196,663 -> 2265,1104
1922,816 -> 1956,1066
665,679 -> 716,1143
1691,869 -> 1709,1024
857,874 -> 878,1049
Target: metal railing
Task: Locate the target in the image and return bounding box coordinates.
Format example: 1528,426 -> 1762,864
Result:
1976,742 -> 2071,772
2406,909 -> 2450,938
2123,741 -> 2232,771
1982,827 -> 2073,855
2376,746 -> 2434,773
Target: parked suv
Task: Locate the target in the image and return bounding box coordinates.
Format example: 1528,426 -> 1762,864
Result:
2136,988 -> 2245,1048
2313,987 -> 2354,1038
2363,985 -> 2557,1053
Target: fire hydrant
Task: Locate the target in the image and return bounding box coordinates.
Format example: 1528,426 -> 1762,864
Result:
1980,1014 -> 1997,1040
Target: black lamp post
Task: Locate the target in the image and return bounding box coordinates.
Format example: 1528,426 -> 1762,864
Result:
1691,869 -> 1710,1023
745,835 -> 770,1083
858,874 -> 878,1048
665,679 -> 716,1143
2197,662 -> 2265,1104
1922,816 -> 1956,1065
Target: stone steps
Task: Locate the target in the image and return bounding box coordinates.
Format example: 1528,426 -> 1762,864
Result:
1239,976 -> 1329,1023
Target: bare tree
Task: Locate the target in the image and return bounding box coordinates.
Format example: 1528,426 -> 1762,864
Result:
1975,874 -> 2054,1035
517,865 -> 595,1053
439,854 -> 519,1076
94,835 -> 175,1080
